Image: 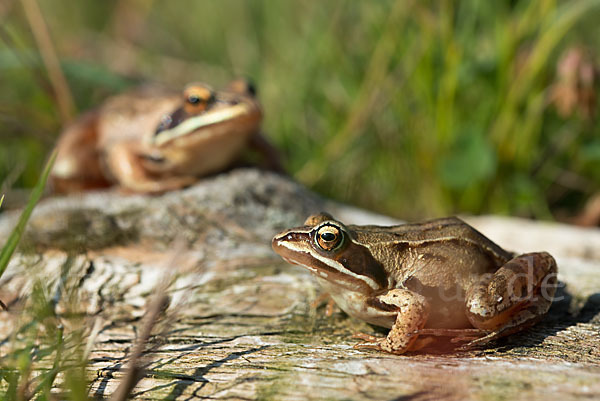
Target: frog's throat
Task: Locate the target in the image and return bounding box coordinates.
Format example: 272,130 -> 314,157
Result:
151,103 -> 251,146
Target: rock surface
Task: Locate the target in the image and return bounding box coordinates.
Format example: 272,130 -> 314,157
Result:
0,169 -> 599,400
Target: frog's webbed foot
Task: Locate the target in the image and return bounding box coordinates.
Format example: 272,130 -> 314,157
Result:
352,332 -> 434,352
352,332 -> 383,343
352,333 -> 385,350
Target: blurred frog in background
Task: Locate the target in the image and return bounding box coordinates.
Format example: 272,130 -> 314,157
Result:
51,79 -> 282,194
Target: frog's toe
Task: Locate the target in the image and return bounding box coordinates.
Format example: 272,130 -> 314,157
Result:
310,293 -> 337,316
353,341 -> 383,351
352,332 -> 385,350
457,330 -> 502,350
352,332 -> 383,343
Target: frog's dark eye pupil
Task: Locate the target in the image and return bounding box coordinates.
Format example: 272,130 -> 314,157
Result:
188,95 -> 201,105
320,232 -> 336,242
315,225 -> 343,251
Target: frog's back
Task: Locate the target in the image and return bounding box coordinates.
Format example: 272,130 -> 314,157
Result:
379,217 -> 503,246
353,217 -> 515,329
99,86 -> 181,146
351,217 -> 513,288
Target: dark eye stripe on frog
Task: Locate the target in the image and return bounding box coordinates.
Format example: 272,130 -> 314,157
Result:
310,225 -> 388,290
155,107 -> 188,135
296,248 -> 384,292
332,241 -> 388,290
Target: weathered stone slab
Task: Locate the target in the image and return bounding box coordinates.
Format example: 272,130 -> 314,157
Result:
0,169 -> 598,400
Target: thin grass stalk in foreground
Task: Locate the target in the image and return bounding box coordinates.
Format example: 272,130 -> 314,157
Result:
110,244 -> 184,400
109,285 -> 170,401
0,150 -> 56,280
20,0 -> 75,123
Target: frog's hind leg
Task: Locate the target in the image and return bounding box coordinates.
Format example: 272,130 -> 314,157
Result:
463,252 -> 558,349
51,110 -> 112,192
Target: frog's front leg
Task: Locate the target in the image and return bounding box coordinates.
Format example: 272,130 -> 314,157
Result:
354,288 -> 429,354
464,252 -> 557,348
310,293 -> 337,316
104,142 -> 197,193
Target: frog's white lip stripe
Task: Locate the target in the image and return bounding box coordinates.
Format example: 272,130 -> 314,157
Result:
281,256 -> 317,272
152,103 -> 250,146
275,238 -> 379,290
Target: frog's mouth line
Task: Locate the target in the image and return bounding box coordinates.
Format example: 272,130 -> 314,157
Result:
151,103 -> 251,146
274,240 -> 380,293
281,255 -> 315,272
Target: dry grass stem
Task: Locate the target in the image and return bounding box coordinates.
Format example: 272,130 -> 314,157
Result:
20,0 -> 75,123
109,289 -> 169,401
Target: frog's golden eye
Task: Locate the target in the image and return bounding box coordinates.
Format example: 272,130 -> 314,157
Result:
315,224 -> 343,251
183,85 -> 215,114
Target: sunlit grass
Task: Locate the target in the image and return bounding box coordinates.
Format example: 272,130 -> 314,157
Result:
0,151 -> 55,279
0,260 -> 91,401
0,148 -> 91,400
2,1 -> 600,219
0,149 -> 91,401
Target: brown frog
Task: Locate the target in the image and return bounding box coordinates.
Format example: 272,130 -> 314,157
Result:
51,79 -> 281,193
272,213 -> 558,354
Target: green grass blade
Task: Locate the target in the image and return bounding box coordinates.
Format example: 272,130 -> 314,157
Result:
0,195 -> 4,208
0,150 -> 56,279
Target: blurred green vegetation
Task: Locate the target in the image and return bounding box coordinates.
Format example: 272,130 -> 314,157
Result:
0,2 -> 600,397
1,0 -> 600,220
0,257 -> 91,401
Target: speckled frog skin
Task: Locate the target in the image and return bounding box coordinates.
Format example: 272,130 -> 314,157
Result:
272,213 -> 558,354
